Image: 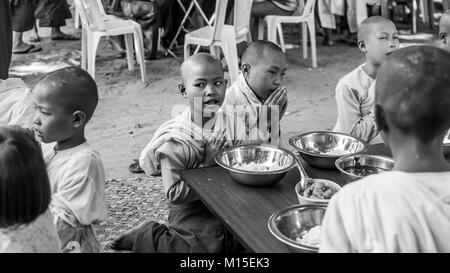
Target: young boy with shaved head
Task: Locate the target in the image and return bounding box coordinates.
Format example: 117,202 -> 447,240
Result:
333,16 -> 399,144
32,66 -> 107,253
320,46 -> 450,253
220,40 -> 288,145
439,10 -> 450,52
110,53 -> 236,253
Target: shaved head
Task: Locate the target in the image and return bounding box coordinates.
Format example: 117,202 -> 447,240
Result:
180,53 -> 223,82
34,66 -> 98,122
358,16 -> 396,42
241,40 -> 284,67
376,46 -> 450,143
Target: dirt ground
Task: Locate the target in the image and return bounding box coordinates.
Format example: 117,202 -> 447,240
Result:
9,15 -> 438,249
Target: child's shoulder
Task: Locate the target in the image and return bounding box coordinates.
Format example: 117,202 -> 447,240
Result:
337,64 -> 367,87
338,171 -> 414,200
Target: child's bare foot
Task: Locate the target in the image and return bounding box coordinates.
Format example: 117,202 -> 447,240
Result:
108,228 -> 139,250
108,219 -> 153,250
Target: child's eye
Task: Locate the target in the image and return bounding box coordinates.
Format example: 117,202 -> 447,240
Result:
195,83 -> 205,88
215,81 -> 223,86
379,36 -> 388,40
268,71 -> 276,75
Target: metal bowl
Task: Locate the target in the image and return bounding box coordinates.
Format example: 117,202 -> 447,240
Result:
335,154 -> 395,183
215,144 -> 296,186
268,204 -> 327,253
289,131 -> 368,169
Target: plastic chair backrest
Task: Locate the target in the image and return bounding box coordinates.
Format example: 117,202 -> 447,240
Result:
77,0 -> 107,31
212,0 -> 229,41
234,0 -> 253,36
300,0 -> 316,17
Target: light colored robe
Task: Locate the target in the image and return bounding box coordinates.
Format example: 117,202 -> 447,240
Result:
140,108 -> 213,205
320,171 -> 450,253
0,210 -> 61,253
333,64 -> 380,144
218,73 -> 282,147
0,78 -> 34,128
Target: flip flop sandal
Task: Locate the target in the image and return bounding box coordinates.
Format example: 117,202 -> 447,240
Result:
12,44 -> 42,54
51,34 -> 79,41
129,159 -> 144,174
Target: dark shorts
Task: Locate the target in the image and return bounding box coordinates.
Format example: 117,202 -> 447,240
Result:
35,0 -> 72,27
10,0 -> 36,32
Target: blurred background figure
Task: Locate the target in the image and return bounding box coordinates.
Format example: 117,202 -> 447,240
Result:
1,0 -> 12,79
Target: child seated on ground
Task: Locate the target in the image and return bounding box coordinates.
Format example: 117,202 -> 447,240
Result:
333,16 -> 399,144
109,53 -> 235,253
440,10 -> 450,52
0,126 -> 61,253
320,46 -> 450,253
219,40 -> 288,146
0,78 -> 34,127
32,67 -> 107,253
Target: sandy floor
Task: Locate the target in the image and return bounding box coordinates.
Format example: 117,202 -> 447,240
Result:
9,16 -> 438,249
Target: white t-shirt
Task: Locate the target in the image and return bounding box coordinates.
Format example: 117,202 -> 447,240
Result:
41,141 -> 107,227
320,171 -> 450,253
0,210 -> 61,253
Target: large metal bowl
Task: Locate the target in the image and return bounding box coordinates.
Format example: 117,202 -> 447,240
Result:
268,204 -> 327,253
289,131 -> 368,169
335,154 -> 395,183
214,144 -> 296,186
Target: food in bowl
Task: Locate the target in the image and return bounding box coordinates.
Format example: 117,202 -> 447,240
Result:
232,161 -> 285,172
343,165 -> 388,177
343,156 -> 389,177
295,225 -> 322,248
300,179 -> 339,200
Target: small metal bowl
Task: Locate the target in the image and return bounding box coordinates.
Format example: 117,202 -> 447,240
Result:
335,154 -> 395,183
295,179 -> 341,206
289,131 -> 368,169
268,204 -> 327,253
215,144 -> 296,186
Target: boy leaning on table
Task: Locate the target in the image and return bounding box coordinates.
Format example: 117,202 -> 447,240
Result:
109,53 -> 240,253
320,46 -> 450,253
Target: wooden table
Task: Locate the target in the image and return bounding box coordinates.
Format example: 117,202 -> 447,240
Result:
181,144 -> 394,253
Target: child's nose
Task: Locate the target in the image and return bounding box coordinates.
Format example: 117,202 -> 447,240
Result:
33,113 -> 41,125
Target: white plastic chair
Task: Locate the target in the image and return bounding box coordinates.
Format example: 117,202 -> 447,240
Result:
260,0 -> 317,68
184,0 -> 253,84
76,0 -> 147,82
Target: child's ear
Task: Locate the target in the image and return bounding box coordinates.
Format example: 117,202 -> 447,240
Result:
358,40 -> 367,53
72,111 -> 86,128
375,105 -> 389,133
439,32 -> 448,44
241,63 -> 250,77
178,83 -> 187,96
